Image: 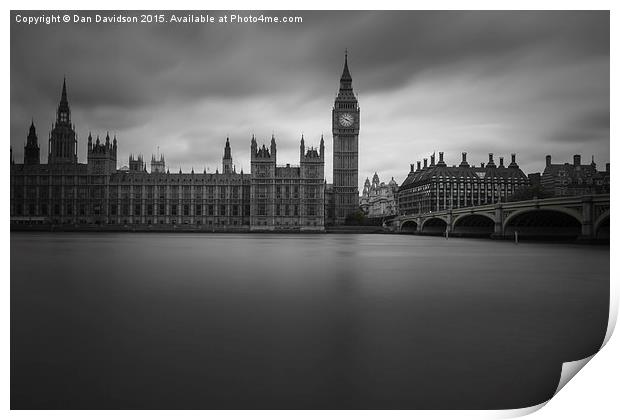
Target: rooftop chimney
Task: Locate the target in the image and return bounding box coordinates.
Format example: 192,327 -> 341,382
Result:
423,158 -> 428,169
438,152 -> 444,164
574,154 -> 581,166
486,153 -> 496,168
508,153 -> 519,168
499,157 -> 505,167
410,163 -> 414,172
459,152 -> 469,168
430,153 -> 435,166
417,161 -> 421,171
546,155 -> 551,167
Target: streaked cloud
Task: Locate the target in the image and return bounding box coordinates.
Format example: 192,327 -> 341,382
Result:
11,10 -> 609,185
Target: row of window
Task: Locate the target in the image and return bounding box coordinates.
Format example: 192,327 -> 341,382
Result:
13,203 -> 322,218
12,176 -> 252,186
14,176 -> 103,184
30,219 -> 247,226
13,203 -> 253,218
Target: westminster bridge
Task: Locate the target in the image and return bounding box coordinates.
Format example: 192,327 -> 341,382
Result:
390,194 -> 610,240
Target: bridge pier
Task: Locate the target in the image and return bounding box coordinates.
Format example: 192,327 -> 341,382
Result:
577,195 -> 595,241
580,195 -> 594,238
491,204 -> 504,239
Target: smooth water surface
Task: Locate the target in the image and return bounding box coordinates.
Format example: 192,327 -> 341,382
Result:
11,233 -> 609,409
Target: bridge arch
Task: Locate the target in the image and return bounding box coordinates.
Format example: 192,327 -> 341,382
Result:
503,208 -> 582,239
452,213 -> 495,236
421,217 -> 448,234
594,211 -> 610,240
504,206 -> 582,227
400,220 -> 418,233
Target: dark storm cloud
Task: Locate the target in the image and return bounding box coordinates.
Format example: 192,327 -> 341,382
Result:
10,10 -> 609,184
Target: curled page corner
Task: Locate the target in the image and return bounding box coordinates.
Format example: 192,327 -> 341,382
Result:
532,273 -> 617,412
602,277 -> 618,348
492,351 -> 604,418
554,355 -> 595,397
492,401 -> 548,418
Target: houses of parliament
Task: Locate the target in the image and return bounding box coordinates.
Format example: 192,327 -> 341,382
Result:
10,54 -> 360,230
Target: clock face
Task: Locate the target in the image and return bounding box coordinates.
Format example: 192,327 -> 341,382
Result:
339,113 -> 354,127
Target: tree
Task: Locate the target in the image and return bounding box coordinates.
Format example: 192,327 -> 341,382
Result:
345,210 -> 366,225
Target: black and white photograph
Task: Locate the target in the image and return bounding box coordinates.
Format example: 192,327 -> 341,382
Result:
8,6 -> 613,414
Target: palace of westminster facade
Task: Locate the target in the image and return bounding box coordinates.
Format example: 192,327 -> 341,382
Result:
10,55 -> 361,230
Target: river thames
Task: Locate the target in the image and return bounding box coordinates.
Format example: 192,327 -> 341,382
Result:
10,233 -> 609,409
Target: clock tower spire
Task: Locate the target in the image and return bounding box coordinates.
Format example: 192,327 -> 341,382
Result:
340,49 -> 352,90
331,51 -> 360,224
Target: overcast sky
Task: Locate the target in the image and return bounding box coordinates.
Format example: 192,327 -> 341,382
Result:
10,10 -> 609,186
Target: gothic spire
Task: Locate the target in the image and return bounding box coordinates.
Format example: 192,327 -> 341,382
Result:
24,120 -> 40,165
56,77 -> 71,125
26,120 -> 38,149
223,137 -> 232,159
61,77 -> 68,106
270,134 -> 277,157
341,49 -> 352,82
28,119 -> 36,138
337,50 -> 355,98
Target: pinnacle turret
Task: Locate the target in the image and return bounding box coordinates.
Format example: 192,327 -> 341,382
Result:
223,137 -> 233,174
24,119 -> 40,165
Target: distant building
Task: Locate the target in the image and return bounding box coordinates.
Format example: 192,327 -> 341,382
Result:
360,172 -> 399,218
398,152 -> 529,215
249,134 -> 325,231
150,153 -> 165,173
12,53 -> 358,230
528,172 -> 541,188
87,132 -> 117,175
10,78 -> 324,230
128,154 -> 146,172
541,154 -> 609,197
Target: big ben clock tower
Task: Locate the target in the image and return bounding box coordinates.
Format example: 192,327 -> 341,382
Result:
332,51 -> 360,224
